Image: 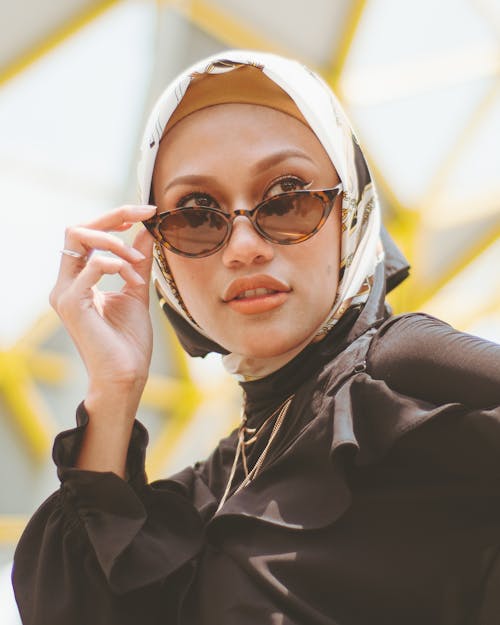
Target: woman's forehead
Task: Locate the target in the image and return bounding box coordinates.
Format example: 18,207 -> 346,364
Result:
154,103 -> 336,179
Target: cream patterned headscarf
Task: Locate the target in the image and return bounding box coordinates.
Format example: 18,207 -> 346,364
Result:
137,50 -> 383,379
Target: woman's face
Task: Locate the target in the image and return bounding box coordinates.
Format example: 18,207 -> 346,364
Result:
152,103 -> 341,359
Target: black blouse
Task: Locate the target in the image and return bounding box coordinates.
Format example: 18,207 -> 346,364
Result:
12,312 -> 500,625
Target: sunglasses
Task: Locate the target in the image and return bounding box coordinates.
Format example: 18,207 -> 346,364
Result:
143,183 -> 343,258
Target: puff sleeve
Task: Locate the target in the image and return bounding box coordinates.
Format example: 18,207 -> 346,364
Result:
12,403 -> 211,625
367,313 -> 500,408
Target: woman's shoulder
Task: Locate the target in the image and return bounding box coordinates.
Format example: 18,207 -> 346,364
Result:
366,312 -> 500,408
333,313 -> 500,483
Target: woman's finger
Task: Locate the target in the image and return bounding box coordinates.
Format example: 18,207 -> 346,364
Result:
51,205 -> 156,310
78,254 -> 145,291
81,204 -> 156,232
64,227 -> 145,263
56,238 -> 90,284
57,209 -> 153,282
54,255 -> 144,320
122,227 -> 154,303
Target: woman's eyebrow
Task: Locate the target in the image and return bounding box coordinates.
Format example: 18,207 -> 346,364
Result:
162,149 -> 314,194
251,149 -> 315,174
163,174 -> 218,194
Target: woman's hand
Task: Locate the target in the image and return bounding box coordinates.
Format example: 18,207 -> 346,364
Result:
49,204 -> 156,476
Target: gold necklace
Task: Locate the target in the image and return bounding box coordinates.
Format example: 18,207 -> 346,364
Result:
217,394 -> 294,512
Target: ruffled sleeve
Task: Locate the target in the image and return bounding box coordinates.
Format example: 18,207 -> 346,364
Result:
12,403 -> 209,625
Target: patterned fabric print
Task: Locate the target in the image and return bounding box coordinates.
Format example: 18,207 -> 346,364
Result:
137,49 -> 383,378
199,59 -> 263,75
140,76 -> 191,155
317,272 -> 375,337
153,243 -> 196,325
342,192 -> 358,233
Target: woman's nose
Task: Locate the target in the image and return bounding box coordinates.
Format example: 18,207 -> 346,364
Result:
221,215 -> 274,267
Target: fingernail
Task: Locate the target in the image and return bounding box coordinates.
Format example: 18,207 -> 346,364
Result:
138,205 -> 156,213
128,246 -> 144,259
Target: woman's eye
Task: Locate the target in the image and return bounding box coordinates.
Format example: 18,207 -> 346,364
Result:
176,192 -> 219,209
265,176 -> 309,198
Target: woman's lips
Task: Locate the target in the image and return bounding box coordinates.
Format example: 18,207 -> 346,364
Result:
227,291 -> 289,314
223,276 -> 291,315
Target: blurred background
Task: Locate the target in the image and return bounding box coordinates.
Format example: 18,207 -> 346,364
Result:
1,0 -> 499,620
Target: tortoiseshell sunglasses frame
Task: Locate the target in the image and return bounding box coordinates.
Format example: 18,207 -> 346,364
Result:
142,183 -> 343,258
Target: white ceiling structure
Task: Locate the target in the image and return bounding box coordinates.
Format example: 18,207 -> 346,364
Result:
0,0 -> 498,346
0,1 -> 499,620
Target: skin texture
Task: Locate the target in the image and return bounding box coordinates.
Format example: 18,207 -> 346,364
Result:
153,103 -> 342,360
49,103 -> 342,477
50,205 -> 156,476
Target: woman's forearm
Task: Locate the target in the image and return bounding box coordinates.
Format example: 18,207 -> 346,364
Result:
77,383 -> 144,477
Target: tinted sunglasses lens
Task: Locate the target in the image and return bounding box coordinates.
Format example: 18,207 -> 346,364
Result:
158,209 -> 228,256
257,194 -> 326,242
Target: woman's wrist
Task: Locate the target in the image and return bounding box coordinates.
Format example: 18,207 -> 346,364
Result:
77,383 -> 145,477
85,377 -> 146,419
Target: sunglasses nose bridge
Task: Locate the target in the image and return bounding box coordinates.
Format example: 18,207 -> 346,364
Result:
224,207 -> 266,243
231,208 -> 253,219
228,207 -> 259,230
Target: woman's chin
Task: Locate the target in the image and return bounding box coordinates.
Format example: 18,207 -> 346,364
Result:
221,332 -> 310,361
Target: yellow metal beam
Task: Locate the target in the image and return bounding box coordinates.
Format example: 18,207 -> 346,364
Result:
145,379 -> 201,478
327,0 -> 500,321
0,349 -> 56,460
409,75 -> 500,307
25,350 -> 70,384
163,320 -> 192,382
417,79 -> 500,214
0,312 -> 66,461
328,0 -> 367,90
346,148 -> 419,314
0,515 -> 27,545
165,0 -> 292,56
145,367 -> 243,479
1,0 -> 495,482
339,44 -> 500,106
412,224 -> 500,310
142,374 -> 200,410
15,310 -> 60,350
142,310 -> 203,476
385,210 -> 421,313
460,291 -> 500,333
422,186 -> 500,228
0,0 -> 122,87
321,0 -> 417,314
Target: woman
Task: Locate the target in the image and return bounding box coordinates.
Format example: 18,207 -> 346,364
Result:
12,50 -> 500,625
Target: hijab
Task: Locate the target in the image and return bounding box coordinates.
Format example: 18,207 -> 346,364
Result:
137,50 -> 386,379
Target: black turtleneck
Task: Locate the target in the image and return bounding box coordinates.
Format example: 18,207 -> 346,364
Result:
240,305 -> 364,427
12,299 -> 500,625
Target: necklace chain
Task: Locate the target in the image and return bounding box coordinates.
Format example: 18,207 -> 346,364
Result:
216,395 -> 294,512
